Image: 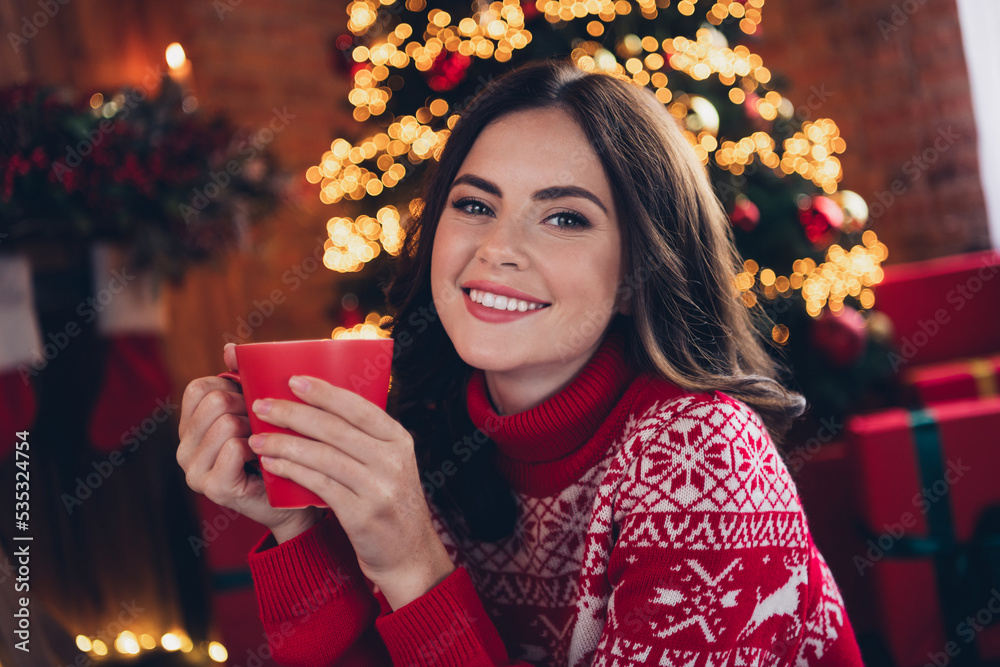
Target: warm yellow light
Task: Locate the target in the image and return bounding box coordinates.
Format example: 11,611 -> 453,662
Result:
140,634 -> 156,650
92,640 -> 108,656
162,633 -> 182,651
165,42 -> 186,70
208,642 -> 229,662
115,631 -> 140,655
76,636 -> 93,652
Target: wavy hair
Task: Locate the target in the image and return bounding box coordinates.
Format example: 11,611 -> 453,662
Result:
381,58 -> 805,541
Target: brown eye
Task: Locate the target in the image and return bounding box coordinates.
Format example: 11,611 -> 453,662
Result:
451,198 -> 493,216
544,211 -> 590,229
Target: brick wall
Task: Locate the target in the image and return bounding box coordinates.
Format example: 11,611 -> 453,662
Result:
752,0 -> 990,262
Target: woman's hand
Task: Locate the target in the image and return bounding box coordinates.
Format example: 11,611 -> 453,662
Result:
176,344 -> 323,544
245,374 -> 456,610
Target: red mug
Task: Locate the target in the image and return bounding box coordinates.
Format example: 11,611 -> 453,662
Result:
217,338 -> 394,508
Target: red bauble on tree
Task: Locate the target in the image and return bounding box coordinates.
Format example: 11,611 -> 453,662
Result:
729,195 -> 760,232
425,51 -> 472,92
810,306 -> 868,368
799,194 -> 845,247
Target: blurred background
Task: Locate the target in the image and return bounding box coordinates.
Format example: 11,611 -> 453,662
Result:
0,0 -> 998,665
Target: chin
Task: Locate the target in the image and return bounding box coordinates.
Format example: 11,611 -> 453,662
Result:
452,337 -> 516,372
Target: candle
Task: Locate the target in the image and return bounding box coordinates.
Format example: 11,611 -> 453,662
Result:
165,42 -> 192,88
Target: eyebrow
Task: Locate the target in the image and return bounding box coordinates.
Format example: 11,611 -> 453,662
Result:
450,173 -> 609,215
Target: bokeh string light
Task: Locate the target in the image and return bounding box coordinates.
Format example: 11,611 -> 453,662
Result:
332,311 -> 395,339
72,630 -> 227,662
734,230 -> 889,343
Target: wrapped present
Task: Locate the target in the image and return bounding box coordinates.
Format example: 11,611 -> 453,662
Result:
903,355 -> 1000,407
874,250 -> 1000,368
846,398 -> 1000,667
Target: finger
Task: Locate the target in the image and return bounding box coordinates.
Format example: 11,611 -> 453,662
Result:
202,436 -> 262,507
181,412 -> 252,488
224,343 -> 239,372
180,377 -> 234,437
288,376 -> 400,442
258,452 -> 357,510
251,399 -> 380,465
178,380 -> 247,452
178,387 -> 248,468
249,432 -> 367,494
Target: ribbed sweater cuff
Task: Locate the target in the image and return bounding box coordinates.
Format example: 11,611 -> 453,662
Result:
247,511 -> 371,625
374,566 -> 507,665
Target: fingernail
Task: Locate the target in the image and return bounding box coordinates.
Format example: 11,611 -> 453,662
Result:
260,455 -> 275,467
248,434 -> 265,450
252,399 -> 272,415
289,376 -> 310,392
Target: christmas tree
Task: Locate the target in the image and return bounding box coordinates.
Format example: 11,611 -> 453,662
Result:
315,0 -> 897,422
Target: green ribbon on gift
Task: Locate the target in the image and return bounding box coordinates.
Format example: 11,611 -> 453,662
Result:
865,409 -> 1000,665
210,569 -> 254,592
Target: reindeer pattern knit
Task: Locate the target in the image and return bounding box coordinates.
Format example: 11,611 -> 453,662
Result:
245,329 -> 863,666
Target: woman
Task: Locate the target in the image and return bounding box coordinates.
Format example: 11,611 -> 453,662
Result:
177,59 -> 864,666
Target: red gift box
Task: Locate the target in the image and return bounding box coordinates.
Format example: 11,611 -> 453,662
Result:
874,250 -> 1000,368
846,398 -> 1000,667
903,355 -> 1000,406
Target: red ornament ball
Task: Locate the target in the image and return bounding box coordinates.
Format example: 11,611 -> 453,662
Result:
799,195 -> 845,246
729,196 -> 760,232
425,51 -> 472,92
811,306 -> 868,367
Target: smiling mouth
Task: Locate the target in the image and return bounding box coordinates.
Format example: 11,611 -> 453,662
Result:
462,287 -> 551,311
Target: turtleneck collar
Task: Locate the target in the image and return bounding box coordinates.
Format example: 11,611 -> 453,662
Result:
465,327 -> 636,466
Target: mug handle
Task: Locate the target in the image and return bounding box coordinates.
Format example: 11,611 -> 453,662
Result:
217,370 -> 242,388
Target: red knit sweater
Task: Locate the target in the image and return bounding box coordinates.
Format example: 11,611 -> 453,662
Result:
246,329 -> 864,666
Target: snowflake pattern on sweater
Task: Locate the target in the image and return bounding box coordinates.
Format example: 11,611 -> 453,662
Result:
432,388 -> 856,667
244,329 -> 864,666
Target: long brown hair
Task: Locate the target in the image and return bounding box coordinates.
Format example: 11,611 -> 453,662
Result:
381,58 -> 805,541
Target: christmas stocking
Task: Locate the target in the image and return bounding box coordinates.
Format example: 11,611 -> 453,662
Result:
87,244 -> 173,454
0,254 -> 42,463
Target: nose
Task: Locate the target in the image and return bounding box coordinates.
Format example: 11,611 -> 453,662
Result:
475,214 -> 529,269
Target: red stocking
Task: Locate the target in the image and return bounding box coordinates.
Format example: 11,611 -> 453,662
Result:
87,334 -> 173,453
0,254 -> 41,462
86,244 -> 173,454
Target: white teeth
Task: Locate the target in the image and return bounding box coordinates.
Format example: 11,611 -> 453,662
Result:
468,289 -> 546,312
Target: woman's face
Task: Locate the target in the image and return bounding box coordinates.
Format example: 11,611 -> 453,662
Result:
430,106 -> 625,378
